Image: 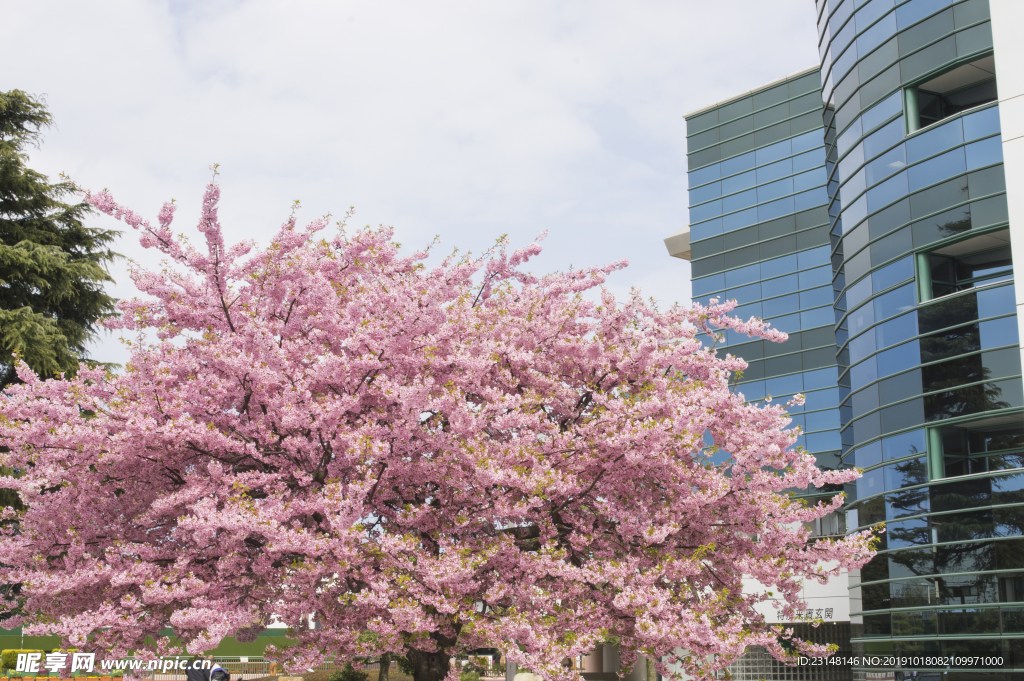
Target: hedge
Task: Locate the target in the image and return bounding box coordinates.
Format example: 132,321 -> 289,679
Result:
0,652 -> 43,672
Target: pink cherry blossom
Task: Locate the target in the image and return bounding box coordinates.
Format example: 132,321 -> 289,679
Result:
0,179 -> 873,681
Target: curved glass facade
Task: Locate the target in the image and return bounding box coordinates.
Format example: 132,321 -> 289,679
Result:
816,0 -> 1024,677
669,1 -> 1024,677
669,1 -> 1024,678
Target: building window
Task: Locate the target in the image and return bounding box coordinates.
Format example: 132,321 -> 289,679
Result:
906,55 -> 998,133
929,415 -> 1024,479
805,510 -> 847,540
916,228 -> 1012,302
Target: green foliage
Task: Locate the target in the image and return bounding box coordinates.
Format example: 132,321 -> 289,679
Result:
0,90 -> 119,391
329,663 -> 369,681
463,659 -> 486,675
393,656 -> 415,677
0,650 -> 42,672
459,658 -> 487,681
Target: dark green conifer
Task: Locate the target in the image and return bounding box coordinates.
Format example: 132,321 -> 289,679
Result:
0,90 -> 118,390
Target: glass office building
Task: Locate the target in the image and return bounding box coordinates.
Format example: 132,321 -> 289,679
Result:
816,0 -> 1024,678
665,69 -> 854,681
667,1 -> 1024,678
667,68 -> 845,479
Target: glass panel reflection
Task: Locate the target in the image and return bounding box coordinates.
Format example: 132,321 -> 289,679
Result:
893,609 -> 937,636
938,416 -> 1024,478
936,608 -> 999,635
929,240 -> 1013,299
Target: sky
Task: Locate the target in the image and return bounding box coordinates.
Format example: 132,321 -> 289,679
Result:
2,0 -> 821,367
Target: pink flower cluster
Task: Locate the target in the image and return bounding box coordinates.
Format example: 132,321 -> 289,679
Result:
0,181 -> 873,680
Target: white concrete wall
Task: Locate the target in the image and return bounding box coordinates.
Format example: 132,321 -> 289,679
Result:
742,566 -> 850,625
990,1 -> 1024,368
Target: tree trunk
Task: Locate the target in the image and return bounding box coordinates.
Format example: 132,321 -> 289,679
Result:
378,653 -> 391,681
407,648 -> 452,681
645,656 -> 657,681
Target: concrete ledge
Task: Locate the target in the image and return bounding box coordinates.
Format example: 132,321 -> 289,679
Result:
664,227 -> 691,260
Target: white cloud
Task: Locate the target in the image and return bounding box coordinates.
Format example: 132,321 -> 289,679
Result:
1,0 -> 820,366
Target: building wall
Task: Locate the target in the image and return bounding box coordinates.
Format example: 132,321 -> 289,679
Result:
676,69 -> 853,679
682,68 -> 846,479
815,0 -> 1024,677
990,0 -> 1024,373
745,570 -> 852,624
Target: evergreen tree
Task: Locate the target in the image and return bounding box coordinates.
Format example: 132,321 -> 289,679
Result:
0,90 -> 118,390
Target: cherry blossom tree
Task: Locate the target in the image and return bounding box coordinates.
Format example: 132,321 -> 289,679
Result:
0,178 -> 874,681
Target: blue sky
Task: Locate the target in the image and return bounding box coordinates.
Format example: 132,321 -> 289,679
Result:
2,0 -> 820,366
